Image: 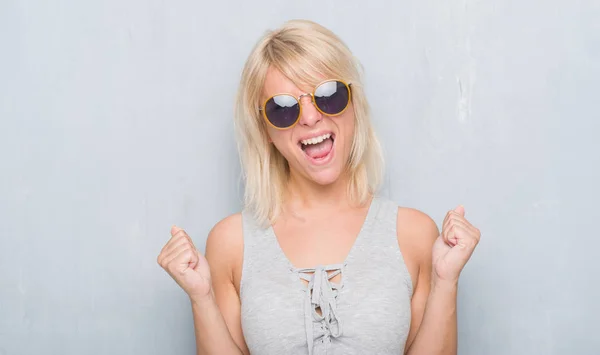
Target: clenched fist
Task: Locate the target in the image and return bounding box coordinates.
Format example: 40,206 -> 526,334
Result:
432,205 -> 481,285
157,226 -> 212,301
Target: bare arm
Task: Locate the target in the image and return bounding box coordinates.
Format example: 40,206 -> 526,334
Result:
190,294 -> 245,355
405,279 -> 457,355
202,214 -> 249,355
157,215 -> 249,355
400,207 -> 479,355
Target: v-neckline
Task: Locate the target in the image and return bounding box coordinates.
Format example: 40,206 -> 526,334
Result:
267,196 -> 379,273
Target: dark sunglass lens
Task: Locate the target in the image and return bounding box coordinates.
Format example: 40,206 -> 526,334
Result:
314,81 -> 350,115
264,95 -> 300,128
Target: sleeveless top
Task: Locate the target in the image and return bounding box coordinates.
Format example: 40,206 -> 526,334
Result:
239,196 -> 413,355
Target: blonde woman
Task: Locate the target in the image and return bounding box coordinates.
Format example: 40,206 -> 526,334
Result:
157,19 -> 481,355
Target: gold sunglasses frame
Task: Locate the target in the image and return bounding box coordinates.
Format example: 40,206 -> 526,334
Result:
259,79 -> 352,130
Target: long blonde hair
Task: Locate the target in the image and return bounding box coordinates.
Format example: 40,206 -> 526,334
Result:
234,20 -> 384,226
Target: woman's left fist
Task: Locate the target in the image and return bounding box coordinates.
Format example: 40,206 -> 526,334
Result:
432,205 -> 481,284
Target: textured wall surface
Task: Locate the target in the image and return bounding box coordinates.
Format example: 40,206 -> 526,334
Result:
1,0 -> 598,354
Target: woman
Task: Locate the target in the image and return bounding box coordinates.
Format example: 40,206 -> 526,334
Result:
157,19 -> 480,355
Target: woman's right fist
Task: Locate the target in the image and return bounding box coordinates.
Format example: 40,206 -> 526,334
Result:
157,226 -> 212,300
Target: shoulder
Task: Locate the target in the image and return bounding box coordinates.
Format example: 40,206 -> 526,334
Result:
395,207 -> 439,263
396,207 -> 439,240
207,212 -> 244,245
206,212 -> 244,248
205,213 -> 244,278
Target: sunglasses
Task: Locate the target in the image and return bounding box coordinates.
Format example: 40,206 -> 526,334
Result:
259,79 -> 352,130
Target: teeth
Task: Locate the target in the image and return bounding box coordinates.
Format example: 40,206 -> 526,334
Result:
301,133 -> 331,146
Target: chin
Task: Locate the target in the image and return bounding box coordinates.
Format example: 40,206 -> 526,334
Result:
306,167 -> 345,186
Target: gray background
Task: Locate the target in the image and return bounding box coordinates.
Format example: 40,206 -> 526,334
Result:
1,0 -> 599,354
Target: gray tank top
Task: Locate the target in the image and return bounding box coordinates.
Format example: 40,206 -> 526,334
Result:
240,196 -> 413,355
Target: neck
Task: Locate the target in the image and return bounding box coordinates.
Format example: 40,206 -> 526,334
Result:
285,170 -> 353,211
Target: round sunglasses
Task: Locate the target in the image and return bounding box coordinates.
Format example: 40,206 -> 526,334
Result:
259,79 -> 352,130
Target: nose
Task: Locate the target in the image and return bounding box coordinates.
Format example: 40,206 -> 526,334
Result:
298,94 -> 323,127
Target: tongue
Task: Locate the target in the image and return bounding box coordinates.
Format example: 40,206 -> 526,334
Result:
303,138 -> 333,159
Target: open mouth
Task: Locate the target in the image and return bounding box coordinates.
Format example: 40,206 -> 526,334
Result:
299,133 -> 335,162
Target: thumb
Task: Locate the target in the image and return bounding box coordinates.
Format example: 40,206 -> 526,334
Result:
187,249 -> 200,270
454,205 -> 465,216
171,225 -> 183,236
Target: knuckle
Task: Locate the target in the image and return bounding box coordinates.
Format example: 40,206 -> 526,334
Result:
182,249 -> 193,259
165,263 -> 174,274
174,230 -> 187,239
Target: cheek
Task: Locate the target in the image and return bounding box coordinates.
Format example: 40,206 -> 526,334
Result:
339,108 -> 356,144
266,126 -> 281,142
267,128 -> 295,155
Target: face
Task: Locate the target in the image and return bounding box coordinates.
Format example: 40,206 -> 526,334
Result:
261,67 -> 356,186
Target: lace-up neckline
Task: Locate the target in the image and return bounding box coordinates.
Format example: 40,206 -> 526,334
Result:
267,197 -> 378,355
297,264 -> 344,355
